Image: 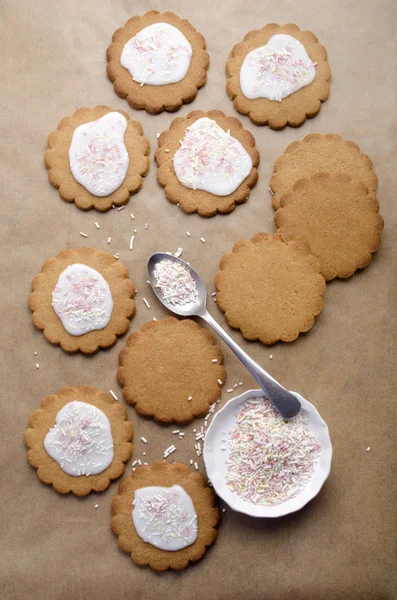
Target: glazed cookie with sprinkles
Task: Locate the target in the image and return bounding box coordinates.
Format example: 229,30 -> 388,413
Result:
270,133 -> 378,210
118,316 -> 226,424
29,247 -> 136,354
45,106 -> 150,212
155,109 -> 260,217
226,24 -> 331,129
106,11 -> 209,114
275,173 -> 384,280
111,462 -> 219,571
215,233 -> 326,344
24,386 -> 133,496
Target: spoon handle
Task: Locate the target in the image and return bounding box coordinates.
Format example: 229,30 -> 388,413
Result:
200,310 -> 301,419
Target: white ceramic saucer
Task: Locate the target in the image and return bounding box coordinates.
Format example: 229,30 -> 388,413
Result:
203,389 -> 332,518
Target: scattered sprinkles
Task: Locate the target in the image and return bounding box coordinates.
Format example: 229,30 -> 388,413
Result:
173,117 -> 252,195
129,235 -> 135,251
244,36 -> 317,102
143,297 -> 151,309
140,437 -> 148,444
44,401 -> 114,476
94,222 -> 100,229
174,247 -> 183,258
153,259 -> 198,306
225,397 -> 321,506
79,232 -> 88,238
200,237 -> 206,243
109,390 -> 118,401
132,486 -> 197,551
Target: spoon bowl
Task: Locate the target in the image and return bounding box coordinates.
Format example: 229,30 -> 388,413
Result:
147,252 -> 207,316
147,252 -> 301,419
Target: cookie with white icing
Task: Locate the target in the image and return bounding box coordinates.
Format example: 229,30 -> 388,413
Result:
155,110 -> 260,217
269,133 -> 378,209
215,233 -> 326,344
28,247 -> 136,354
118,317 -> 226,424
226,24 -> 331,129
106,11 -> 209,114
45,106 -> 150,212
24,386 -> 133,496
111,462 -> 219,571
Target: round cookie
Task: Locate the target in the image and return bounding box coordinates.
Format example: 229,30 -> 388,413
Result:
214,233 -> 326,344
24,386 -> 133,496
106,11 -> 209,114
155,109 -> 260,217
111,462 -> 219,571
118,317 -> 226,424
29,247 -> 136,354
270,133 -> 378,209
226,23 -> 331,129
274,172 -> 384,281
45,106 -> 150,212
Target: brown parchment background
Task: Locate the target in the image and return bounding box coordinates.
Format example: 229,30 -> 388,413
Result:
1,1 -> 396,599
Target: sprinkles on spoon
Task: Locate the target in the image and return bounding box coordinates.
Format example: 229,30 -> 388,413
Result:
225,397 -> 321,506
153,259 -> 198,306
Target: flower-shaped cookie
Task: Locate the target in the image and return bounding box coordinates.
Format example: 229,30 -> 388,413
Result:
226,24 -> 331,129
270,133 -> 378,210
275,173 -> 384,280
111,462 -> 219,571
106,11 -> 209,114
215,233 -> 326,344
29,247 -> 136,354
24,386 -> 133,496
45,106 -> 150,212
118,317 -> 226,424
155,110 -> 260,217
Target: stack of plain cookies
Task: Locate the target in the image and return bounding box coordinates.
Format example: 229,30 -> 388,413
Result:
214,133 -> 383,345
271,133 -> 383,281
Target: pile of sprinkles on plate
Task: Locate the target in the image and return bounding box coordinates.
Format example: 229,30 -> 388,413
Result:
225,397 -> 321,506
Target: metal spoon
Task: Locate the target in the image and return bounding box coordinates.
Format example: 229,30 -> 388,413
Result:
147,252 -> 301,419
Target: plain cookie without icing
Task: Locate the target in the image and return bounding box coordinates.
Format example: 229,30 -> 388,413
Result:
226,23 -> 331,129
24,386 -> 133,496
118,317 -> 226,424
111,462 -> 219,571
106,11 -> 209,114
155,109 -> 260,217
29,247 -> 136,354
45,106 -> 150,212
270,133 -> 378,209
274,172 -> 384,280
215,233 -> 326,344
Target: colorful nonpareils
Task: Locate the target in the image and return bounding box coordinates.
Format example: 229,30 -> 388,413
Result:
225,397 -> 321,506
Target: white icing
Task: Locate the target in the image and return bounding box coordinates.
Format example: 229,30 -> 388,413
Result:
240,34 -> 317,101
120,23 -> 192,86
173,117 -> 253,196
68,112 -> 129,197
44,401 -> 114,476
52,264 -> 113,336
132,485 -> 198,551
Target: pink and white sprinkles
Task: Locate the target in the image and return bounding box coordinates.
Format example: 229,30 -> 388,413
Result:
240,34 -> 317,102
225,398 -> 321,506
153,259 -> 198,306
68,112 -> 129,197
173,117 -> 252,196
132,485 -> 198,551
52,264 -> 113,336
120,23 -> 192,86
44,401 -> 114,476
